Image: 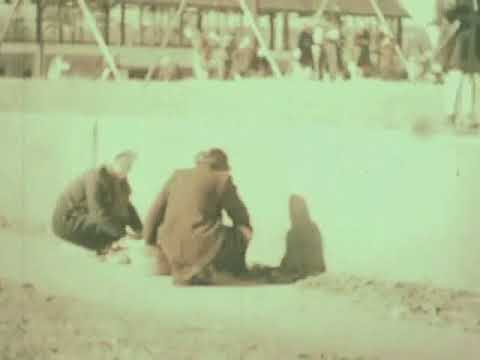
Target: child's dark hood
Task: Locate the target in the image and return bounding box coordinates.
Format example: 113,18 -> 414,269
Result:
289,195 -> 311,226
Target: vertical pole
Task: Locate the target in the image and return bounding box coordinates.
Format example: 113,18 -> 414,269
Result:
269,12 -> 275,50
59,0 -> 64,43
105,3 -> 110,45
36,0 -> 44,77
283,12 -> 289,50
139,4 -> 144,45
121,1 -> 126,45
397,17 -> 402,49
179,8 -> 184,45
197,10 -> 203,31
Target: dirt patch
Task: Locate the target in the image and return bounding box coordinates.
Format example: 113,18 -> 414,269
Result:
0,277 -> 382,360
299,273 -> 480,333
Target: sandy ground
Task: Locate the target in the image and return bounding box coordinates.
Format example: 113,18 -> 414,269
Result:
2,78 -> 480,358
1,228 -> 480,360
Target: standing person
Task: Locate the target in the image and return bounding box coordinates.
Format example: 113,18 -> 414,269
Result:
52,151 -> 143,253
230,29 -> 256,79
323,14 -> 340,81
441,0 -> 480,128
378,31 -> 396,79
143,148 -> 253,286
297,21 -> 314,72
188,29 -> 211,80
312,18 -> 325,80
343,23 -> 359,79
357,28 -> 372,77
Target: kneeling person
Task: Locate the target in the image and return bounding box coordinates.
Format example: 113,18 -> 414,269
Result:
143,148 -> 253,285
52,151 -> 143,252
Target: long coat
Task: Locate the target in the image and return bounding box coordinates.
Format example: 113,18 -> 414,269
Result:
143,164 -> 252,283
280,195 -> 326,277
280,223 -> 326,277
442,0 -> 480,73
52,166 -> 143,242
298,30 -> 314,68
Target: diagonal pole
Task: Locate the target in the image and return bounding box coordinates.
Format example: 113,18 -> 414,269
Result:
77,0 -> 120,80
237,0 -> 282,78
316,0 -> 331,18
145,0 -> 188,81
368,0 -> 411,80
0,0 -> 23,50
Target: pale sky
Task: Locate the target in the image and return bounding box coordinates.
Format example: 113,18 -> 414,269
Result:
400,0 -> 436,25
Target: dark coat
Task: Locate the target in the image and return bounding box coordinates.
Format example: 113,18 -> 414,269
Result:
442,0 -> 480,73
280,223 -> 326,276
280,195 -> 326,277
52,166 -> 142,242
298,30 -> 314,68
357,31 -> 372,67
143,164 -> 252,283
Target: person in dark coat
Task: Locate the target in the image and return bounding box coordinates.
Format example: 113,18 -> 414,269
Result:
357,29 -> 372,77
143,148 -> 253,286
280,195 -> 326,277
52,151 -> 143,253
297,23 -> 314,70
440,0 -> 480,127
442,0 -> 480,73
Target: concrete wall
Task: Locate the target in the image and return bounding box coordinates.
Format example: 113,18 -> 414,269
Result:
1,79 -> 479,290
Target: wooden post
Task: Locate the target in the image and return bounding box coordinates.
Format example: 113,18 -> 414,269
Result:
59,0 -> 64,43
105,2 -> 110,45
179,8 -> 184,45
121,1 -> 126,45
269,12 -> 275,50
36,0 -> 44,77
397,17 -> 402,49
139,4 -> 144,45
197,10 -> 202,31
283,12 -> 289,50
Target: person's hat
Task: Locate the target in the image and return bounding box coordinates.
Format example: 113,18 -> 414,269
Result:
196,148 -> 230,170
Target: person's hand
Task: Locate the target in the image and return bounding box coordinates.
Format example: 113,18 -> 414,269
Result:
239,226 -> 253,246
126,228 -> 143,240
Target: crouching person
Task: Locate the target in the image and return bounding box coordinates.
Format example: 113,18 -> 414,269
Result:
143,148 -> 253,286
52,151 -> 143,253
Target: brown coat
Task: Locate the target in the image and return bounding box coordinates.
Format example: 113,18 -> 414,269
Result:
143,164 -> 251,283
52,166 -> 142,241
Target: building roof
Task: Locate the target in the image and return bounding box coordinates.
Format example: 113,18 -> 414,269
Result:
123,0 -> 409,17
260,0 -> 410,17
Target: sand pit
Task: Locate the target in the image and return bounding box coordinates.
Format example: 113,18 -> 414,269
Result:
1,229 -> 480,359
300,274 -> 480,333
2,79 -> 480,358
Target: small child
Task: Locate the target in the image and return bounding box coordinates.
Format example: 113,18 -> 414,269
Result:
280,195 -> 326,277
